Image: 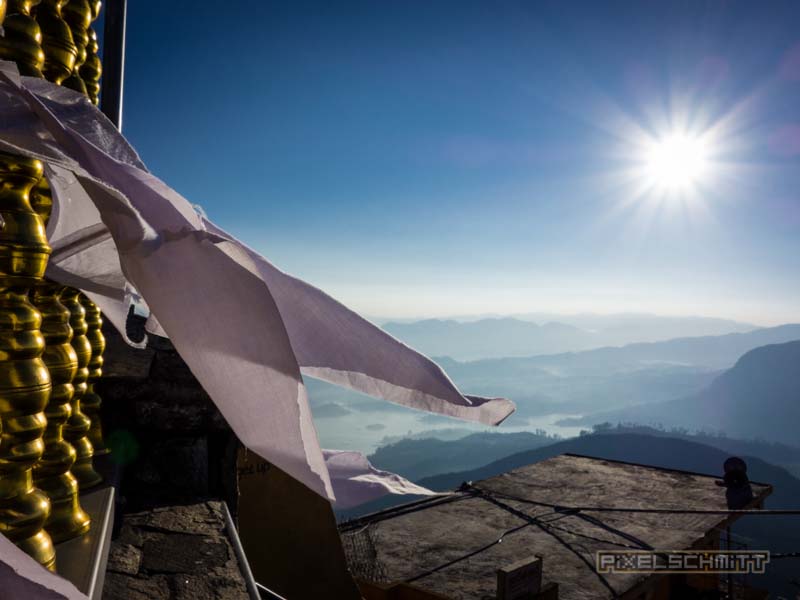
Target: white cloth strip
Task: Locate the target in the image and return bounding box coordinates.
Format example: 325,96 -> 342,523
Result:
0,62 -> 515,504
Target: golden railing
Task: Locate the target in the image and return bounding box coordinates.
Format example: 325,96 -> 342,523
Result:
0,0 -> 107,569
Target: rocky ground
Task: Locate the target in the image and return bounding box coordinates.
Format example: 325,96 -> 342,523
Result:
103,502 -> 250,600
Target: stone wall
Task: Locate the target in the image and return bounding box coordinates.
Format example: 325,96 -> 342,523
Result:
104,502 -> 249,600
95,323 -> 239,515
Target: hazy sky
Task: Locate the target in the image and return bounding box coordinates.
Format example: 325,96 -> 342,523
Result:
107,1 -> 800,324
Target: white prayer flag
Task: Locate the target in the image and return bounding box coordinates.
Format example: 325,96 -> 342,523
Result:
0,61 -> 515,505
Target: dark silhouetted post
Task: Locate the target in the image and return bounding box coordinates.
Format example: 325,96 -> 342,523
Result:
100,0 -> 126,130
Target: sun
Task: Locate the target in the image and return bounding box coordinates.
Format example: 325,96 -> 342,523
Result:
643,133 -> 710,192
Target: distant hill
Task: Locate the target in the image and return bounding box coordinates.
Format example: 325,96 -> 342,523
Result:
381,315 -> 762,361
514,312 -> 757,345
416,433 -> 794,501
581,424 -> 800,479
445,362 -> 719,423
307,327 -> 800,444
429,325 -> 800,420
382,317 -> 592,360
367,431 -> 557,480
446,323 -> 800,376
561,341 -> 800,445
306,357 -> 719,428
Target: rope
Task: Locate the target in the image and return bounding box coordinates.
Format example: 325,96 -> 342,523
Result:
404,508 -> 557,584
543,522 -> 643,550
466,483 -> 800,516
360,482 -> 800,595
475,490 -> 620,599
339,492 -> 468,531
571,511 -> 654,551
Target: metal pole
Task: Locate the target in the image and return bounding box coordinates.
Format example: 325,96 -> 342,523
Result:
100,0 -> 127,131
221,502 -> 265,600
727,525 -> 733,599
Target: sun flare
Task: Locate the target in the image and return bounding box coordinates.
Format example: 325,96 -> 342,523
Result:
643,133 -> 710,192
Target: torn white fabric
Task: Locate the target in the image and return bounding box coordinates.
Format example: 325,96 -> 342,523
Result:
202,219 -> 516,426
43,163 -> 147,348
0,535 -> 87,600
323,450 -> 435,509
0,62 -> 515,504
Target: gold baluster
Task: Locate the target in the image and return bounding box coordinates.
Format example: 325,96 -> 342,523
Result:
80,293 -> 108,455
35,0 -> 102,490
27,167 -> 52,218
29,178 -> 90,542
0,151 -> 56,569
82,0 -> 102,105
31,283 -> 91,540
33,0 -> 76,85
61,0 -> 90,95
81,0 -> 101,106
79,25 -> 100,104
60,286 -> 101,489
0,0 -> 46,78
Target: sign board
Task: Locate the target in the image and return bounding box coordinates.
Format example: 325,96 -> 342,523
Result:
236,448 -> 362,599
497,556 -> 543,600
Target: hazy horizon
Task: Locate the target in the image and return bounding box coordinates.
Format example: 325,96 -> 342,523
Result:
362,307 -> 791,329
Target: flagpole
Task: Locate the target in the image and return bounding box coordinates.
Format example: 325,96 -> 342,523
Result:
100,0 -> 127,131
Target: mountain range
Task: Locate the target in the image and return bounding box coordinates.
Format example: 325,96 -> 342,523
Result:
437,323 -> 800,376
433,324 -> 800,423
561,340 -> 800,445
367,431 -> 558,480
382,318 -> 589,359
381,315 -> 760,360
328,321 -> 800,596
308,324 -> 800,450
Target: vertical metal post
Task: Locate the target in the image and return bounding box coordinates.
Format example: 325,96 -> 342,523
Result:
99,0 -> 127,131
726,525 -> 733,599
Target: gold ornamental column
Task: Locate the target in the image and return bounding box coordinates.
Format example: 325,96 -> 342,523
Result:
35,0 -> 77,84
80,293 -> 108,455
0,152 -> 56,569
60,0 -> 89,95
60,287 -> 101,489
31,284 -> 91,538
0,1 -> 45,78
64,0 -> 108,456
79,6 -> 100,105
34,0 -> 103,489
30,180 -> 91,542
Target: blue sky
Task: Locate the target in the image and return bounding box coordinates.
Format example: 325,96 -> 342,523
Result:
106,1 -> 800,324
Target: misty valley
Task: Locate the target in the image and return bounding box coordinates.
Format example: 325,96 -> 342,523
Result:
309,315 -> 800,455
305,314 -> 800,597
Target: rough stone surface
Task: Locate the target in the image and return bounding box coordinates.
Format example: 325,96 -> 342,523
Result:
97,322 -> 245,598
169,574 -> 251,600
116,524 -> 143,547
127,502 -> 228,536
104,572 -> 170,600
95,323 -> 239,512
107,543 -> 142,575
103,502 -> 249,600
141,534 -> 228,574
